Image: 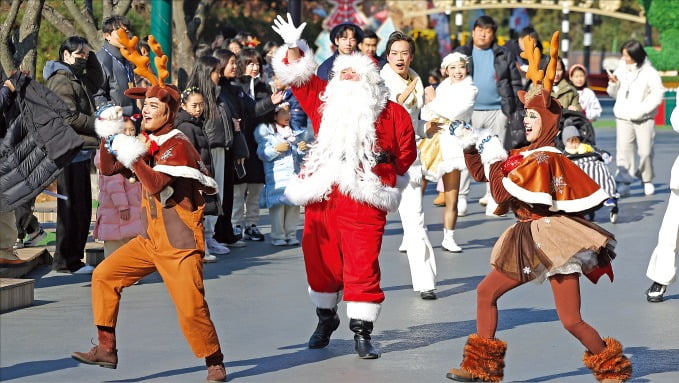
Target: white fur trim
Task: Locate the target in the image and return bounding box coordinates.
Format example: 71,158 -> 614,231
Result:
153,164 -> 218,190
480,136 -> 508,165
111,134 -> 147,168
457,130 -> 479,149
271,40 -> 317,87
502,178 -> 610,212
346,302 -> 381,322
308,287 -> 342,309
95,119 -> 124,138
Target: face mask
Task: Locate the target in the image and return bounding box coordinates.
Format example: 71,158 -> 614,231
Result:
70,57 -> 88,75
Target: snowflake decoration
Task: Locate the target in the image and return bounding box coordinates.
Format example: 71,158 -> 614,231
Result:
533,152 -> 549,164
551,176 -> 567,194
522,266 -> 532,275
159,147 -> 174,161
543,217 -> 551,224
535,242 -> 542,249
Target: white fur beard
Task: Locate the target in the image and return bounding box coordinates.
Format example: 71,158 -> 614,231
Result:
301,80 -> 380,182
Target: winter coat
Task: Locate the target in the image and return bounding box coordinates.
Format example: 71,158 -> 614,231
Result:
0,72 -> 83,212
254,122 -> 310,208
456,41 -> 522,117
202,90 -> 234,150
175,109 -> 212,174
43,57 -> 101,150
94,41 -> 140,116
607,59 -> 665,123
224,76 -> 277,184
93,150 -> 143,241
551,78 -> 582,112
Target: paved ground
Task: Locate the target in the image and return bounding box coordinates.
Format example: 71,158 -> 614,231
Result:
1,128 -> 678,383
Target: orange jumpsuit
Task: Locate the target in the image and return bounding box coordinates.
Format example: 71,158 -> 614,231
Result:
93,130 -> 220,358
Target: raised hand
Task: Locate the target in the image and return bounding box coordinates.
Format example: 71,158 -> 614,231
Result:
272,13 -> 307,48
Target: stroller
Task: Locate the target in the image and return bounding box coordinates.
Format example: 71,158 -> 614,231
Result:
556,110 -> 619,223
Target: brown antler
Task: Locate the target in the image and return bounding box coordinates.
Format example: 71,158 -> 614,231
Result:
117,28 -> 159,86
543,31 -> 560,93
520,35 -> 544,86
147,36 -> 169,85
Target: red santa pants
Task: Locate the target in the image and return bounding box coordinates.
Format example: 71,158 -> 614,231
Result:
302,187 -> 386,304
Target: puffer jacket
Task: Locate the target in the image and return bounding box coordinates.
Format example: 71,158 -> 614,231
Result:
94,41 -> 140,116
43,56 -> 101,150
607,59 -> 665,122
0,72 -> 83,212
175,109 -> 212,174
456,41 -> 523,117
93,150 -> 143,241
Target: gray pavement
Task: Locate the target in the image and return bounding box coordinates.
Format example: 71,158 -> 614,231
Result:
1,128 -> 678,382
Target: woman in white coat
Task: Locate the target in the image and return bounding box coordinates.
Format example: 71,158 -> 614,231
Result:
645,105 -> 679,302
421,52 -> 478,253
606,39 -> 665,197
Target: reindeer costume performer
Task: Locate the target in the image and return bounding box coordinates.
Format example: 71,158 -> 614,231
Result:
446,33 -> 632,383
71,31 -> 227,382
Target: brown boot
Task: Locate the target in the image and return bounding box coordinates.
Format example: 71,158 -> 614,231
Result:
71,345 -> 118,369
446,334 -> 507,382
206,364 -> 227,382
583,338 -> 633,383
433,192 -> 446,206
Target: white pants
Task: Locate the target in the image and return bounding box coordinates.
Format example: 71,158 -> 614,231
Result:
646,154 -> 679,285
398,180 -> 436,292
232,183 -> 264,228
204,148 -> 225,238
616,118 -> 656,183
269,204 -> 300,241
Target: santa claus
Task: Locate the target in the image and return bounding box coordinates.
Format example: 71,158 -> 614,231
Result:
272,14 -> 417,359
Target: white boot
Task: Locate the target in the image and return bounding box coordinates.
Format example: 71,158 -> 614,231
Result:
441,228 -> 462,253
457,195 -> 468,217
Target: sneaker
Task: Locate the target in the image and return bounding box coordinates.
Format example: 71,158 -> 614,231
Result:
420,290 -> 437,300
13,239 -> 24,249
646,282 -> 667,303
603,198 -> 617,207
479,194 -> 489,206
287,238 -> 300,246
243,225 -> 265,241
457,195 -> 468,217
206,238 -> 230,255
271,239 -> 287,246
644,182 -> 655,196
73,265 -> 95,274
72,345 -> 118,369
23,228 -> 47,247
233,225 -> 244,240
226,239 -> 247,248
202,253 -> 218,263
206,363 -> 227,382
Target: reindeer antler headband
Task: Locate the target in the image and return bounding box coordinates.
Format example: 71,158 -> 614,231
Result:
519,31 -> 560,103
117,29 -> 169,86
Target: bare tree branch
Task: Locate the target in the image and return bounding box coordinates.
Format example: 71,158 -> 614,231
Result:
112,0 -> 133,17
63,0 -> 99,45
193,0 -> 215,40
42,3 -> 78,38
0,0 -> 21,76
16,0 -> 45,77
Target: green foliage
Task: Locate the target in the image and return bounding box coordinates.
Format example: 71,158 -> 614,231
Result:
646,0 -> 679,71
410,30 -> 440,79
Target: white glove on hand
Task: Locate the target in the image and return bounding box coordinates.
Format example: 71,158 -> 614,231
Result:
95,104 -> 124,138
272,13 -> 307,48
100,105 -> 123,121
451,121 -> 478,149
479,135 -> 508,165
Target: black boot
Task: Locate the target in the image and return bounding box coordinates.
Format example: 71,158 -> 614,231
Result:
349,319 -> 379,359
308,307 -> 340,349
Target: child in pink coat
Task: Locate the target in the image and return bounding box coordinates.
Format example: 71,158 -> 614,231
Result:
93,113 -> 143,257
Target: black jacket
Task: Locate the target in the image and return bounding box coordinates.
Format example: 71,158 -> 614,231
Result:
94,41 -> 140,116
0,73 -> 83,212
175,109 -> 212,174
456,41 -> 523,117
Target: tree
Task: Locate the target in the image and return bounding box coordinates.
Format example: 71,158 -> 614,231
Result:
645,0 -> 679,71
0,0 -> 45,78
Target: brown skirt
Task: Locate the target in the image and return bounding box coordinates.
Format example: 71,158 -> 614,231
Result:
491,215 -> 617,282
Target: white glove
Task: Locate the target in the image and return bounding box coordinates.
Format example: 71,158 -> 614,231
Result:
479,135 -> 508,165
451,121 -> 478,149
272,13 -> 307,48
100,105 -> 123,121
95,104 -> 124,138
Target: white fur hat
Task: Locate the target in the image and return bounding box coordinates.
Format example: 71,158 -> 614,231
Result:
331,53 -> 381,84
441,52 -> 470,69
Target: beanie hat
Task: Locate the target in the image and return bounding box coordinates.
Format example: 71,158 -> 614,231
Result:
561,125 -> 580,142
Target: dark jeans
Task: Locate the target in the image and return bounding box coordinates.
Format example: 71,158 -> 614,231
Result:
52,160 -> 91,272
214,148 -> 238,244
14,197 -> 40,239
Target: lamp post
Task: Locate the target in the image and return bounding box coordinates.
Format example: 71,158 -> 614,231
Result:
151,0 -> 172,82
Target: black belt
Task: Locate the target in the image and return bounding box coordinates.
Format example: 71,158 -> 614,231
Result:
375,152 -> 394,164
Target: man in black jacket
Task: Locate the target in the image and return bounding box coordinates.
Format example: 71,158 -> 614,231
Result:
93,15 -> 139,116
455,15 -> 522,216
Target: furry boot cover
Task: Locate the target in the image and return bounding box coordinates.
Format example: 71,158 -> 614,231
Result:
583,338 -> 632,382
450,334 -> 507,382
